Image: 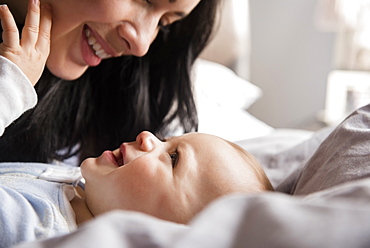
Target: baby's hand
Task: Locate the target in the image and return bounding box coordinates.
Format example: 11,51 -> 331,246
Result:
0,0 -> 52,86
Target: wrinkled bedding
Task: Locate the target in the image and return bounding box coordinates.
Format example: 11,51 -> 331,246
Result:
16,104 -> 370,248
236,127 -> 330,188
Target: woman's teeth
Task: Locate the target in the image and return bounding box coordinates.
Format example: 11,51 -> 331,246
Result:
85,29 -> 111,59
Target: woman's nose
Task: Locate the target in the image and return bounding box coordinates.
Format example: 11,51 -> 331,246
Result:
136,131 -> 160,151
118,15 -> 160,57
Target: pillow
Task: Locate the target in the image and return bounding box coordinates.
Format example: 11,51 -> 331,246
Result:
192,59 -> 272,142
196,99 -> 273,142
192,59 -> 262,110
292,103 -> 370,195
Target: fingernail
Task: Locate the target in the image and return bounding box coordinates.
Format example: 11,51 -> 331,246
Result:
0,4 -> 8,10
33,0 -> 40,5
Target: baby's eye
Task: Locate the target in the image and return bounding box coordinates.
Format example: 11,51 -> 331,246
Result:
169,152 -> 178,168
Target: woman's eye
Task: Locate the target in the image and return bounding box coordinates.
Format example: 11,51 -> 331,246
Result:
144,0 -> 152,5
169,152 -> 178,168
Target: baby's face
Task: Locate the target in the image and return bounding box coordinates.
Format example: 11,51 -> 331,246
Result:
81,131 -> 257,223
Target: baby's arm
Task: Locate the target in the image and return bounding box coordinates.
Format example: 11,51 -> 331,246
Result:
0,0 -> 52,86
0,0 -> 50,135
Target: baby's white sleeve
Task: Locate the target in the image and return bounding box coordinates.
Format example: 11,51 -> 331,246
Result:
0,56 -> 38,136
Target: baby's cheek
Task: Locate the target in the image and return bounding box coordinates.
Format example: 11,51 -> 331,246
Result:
80,158 -> 96,177
132,156 -> 162,177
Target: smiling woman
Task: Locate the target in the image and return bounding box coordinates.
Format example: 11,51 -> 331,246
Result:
0,0 -> 221,165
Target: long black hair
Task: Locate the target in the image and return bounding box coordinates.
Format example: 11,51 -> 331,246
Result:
0,0 -> 221,164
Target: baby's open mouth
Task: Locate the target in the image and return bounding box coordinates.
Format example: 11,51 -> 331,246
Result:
114,148 -> 124,167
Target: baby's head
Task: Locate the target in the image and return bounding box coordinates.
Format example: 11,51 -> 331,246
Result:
81,131 -> 273,224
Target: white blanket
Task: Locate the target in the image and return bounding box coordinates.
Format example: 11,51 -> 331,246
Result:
17,184 -> 370,248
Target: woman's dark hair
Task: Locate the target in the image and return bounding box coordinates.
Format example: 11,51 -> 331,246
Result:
0,0 -> 221,164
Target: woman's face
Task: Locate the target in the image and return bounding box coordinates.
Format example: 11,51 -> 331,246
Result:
80,131 -> 257,223
40,0 -> 200,80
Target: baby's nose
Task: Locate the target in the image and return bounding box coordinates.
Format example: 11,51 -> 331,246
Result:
136,131 -> 158,151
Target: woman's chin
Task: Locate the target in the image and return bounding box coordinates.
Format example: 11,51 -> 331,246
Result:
46,64 -> 89,81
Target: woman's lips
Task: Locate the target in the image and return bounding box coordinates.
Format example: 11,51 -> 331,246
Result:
81,25 -> 118,66
81,26 -> 102,66
86,25 -> 117,57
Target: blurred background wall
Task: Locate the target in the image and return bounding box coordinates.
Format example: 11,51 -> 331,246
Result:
200,0 -> 370,129
247,0 -> 335,129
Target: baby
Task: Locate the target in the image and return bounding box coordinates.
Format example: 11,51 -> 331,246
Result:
0,131 -> 273,247
78,131 -> 273,224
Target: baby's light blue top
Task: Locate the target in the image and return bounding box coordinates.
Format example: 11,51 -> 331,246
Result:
0,162 -> 80,248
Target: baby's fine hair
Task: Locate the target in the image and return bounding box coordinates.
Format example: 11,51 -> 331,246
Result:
226,141 -> 274,192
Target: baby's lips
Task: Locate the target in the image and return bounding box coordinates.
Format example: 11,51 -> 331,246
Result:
111,147 -> 123,166
118,143 -> 126,166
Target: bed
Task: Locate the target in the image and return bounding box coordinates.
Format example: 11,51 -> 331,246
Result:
16,60 -> 370,248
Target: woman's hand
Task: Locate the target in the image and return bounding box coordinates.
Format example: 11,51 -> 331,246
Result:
0,0 -> 52,86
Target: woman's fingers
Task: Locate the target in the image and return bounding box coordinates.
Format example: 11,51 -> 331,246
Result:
21,0 -> 41,48
36,4 -> 52,53
0,4 -> 20,48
